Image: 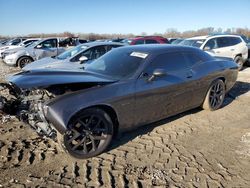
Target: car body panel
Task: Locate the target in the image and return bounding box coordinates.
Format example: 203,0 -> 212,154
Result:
8,68 -> 117,89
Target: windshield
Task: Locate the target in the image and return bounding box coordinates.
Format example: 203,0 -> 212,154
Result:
57,45 -> 88,60
180,39 -> 205,47
24,41 -> 36,47
6,39 -> 19,45
85,48 -> 146,80
240,35 -> 249,44
121,39 -> 132,44
28,40 -> 40,48
172,39 -> 183,44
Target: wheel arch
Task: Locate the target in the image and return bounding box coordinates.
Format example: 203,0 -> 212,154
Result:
234,54 -> 242,59
68,104 -> 120,137
202,77 -> 226,103
16,55 -> 34,66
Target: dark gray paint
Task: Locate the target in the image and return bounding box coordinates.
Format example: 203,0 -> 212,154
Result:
37,45 -> 238,134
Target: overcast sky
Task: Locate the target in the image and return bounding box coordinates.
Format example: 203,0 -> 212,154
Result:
0,0 -> 249,36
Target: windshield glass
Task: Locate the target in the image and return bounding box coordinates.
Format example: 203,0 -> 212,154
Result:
121,39 -> 132,44
85,49 -> 146,80
180,39 -> 205,47
6,39 -> 20,45
24,41 -> 36,47
28,40 -> 40,48
172,39 -> 183,44
57,45 -> 88,60
240,35 -> 249,43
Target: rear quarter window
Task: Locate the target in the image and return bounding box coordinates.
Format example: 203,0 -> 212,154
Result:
183,52 -> 206,67
145,52 -> 189,74
229,37 -> 242,46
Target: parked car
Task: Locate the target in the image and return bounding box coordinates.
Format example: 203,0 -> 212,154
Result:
179,35 -> 248,70
2,38 -> 65,68
1,38 -> 27,47
23,42 -> 124,70
0,45 -> 238,159
171,38 -> 185,44
121,36 -> 169,45
0,39 -> 11,46
0,38 -> 40,58
168,38 -> 178,43
59,37 -> 87,47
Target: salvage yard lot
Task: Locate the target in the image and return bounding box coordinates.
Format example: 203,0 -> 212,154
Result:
0,60 -> 250,187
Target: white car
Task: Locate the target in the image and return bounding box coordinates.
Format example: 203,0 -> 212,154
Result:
180,35 -> 248,70
0,38 -> 39,58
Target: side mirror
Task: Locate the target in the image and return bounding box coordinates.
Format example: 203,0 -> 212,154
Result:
36,44 -> 42,49
79,56 -> 88,63
148,69 -> 166,82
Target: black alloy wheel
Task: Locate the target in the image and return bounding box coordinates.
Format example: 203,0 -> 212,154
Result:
202,79 -> 226,111
62,108 -> 114,159
18,57 -> 33,68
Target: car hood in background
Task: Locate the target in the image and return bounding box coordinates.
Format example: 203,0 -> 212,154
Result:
214,56 -> 234,61
8,68 -> 117,89
23,57 -> 94,71
23,57 -> 66,70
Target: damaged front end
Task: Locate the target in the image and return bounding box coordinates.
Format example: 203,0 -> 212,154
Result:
0,82 -> 57,139
0,68 -> 116,141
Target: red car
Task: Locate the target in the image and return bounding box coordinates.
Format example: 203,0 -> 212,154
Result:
122,36 -> 169,45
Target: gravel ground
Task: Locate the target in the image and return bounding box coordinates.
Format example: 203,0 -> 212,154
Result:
0,60 -> 250,187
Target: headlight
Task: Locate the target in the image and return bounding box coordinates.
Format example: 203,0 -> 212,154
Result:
4,51 -> 17,56
43,105 -> 49,116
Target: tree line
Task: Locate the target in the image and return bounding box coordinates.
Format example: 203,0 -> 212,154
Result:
1,27 -> 250,40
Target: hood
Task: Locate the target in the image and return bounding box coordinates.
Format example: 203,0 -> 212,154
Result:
23,57 -> 64,70
214,56 -> 234,61
4,46 -> 25,53
23,57 -> 94,71
8,68 -> 116,90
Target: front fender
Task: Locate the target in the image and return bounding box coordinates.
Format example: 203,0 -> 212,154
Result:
44,81 -> 135,134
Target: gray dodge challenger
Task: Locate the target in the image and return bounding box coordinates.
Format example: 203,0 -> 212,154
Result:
0,45 -> 238,158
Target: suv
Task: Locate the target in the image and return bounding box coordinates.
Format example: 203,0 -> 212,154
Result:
122,36 -> 169,45
180,35 -> 248,70
3,38 -> 65,68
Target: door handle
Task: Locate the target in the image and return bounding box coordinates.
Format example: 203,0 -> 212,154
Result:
215,51 -> 220,53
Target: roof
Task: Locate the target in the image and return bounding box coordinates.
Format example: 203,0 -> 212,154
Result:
186,35 -> 208,40
186,34 -> 243,41
117,44 -> 201,54
79,41 -> 125,47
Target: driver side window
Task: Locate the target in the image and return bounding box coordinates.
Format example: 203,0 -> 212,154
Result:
39,39 -> 57,48
144,52 -> 189,76
72,46 -> 107,62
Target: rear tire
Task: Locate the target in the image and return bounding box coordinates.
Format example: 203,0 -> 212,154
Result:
202,79 -> 226,111
234,56 -> 244,71
58,108 -> 114,159
17,56 -> 33,68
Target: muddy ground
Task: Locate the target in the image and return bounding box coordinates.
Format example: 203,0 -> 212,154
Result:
0,61 -> 250,188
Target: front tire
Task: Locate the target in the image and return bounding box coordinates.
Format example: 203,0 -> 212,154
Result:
17,56 -> 33,68
234,56 -> 244,71
59,108 -> 114,159
202,79 -> 226,111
